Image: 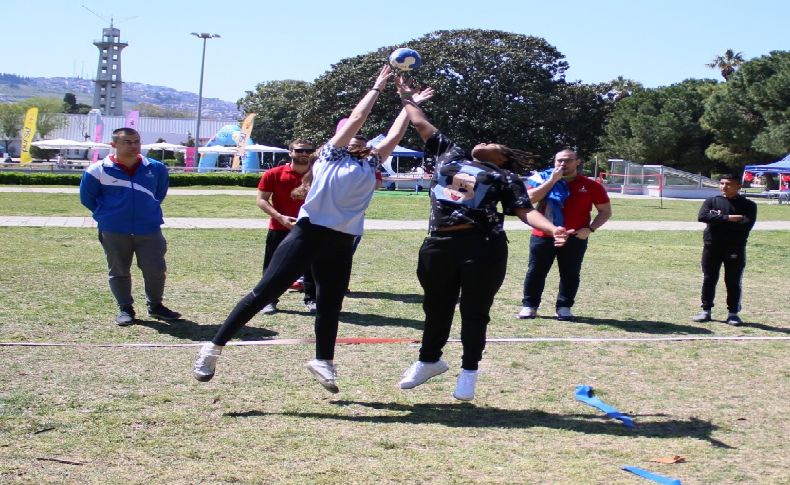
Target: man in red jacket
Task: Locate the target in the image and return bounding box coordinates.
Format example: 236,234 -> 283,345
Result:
256,139 -> 317,314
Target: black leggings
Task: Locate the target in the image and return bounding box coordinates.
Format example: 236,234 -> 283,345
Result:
213,219 -> 355,360
416,231 -> 508,370
263,229 -> 316,303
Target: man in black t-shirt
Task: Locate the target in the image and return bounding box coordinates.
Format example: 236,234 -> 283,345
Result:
693,174 -> 757,326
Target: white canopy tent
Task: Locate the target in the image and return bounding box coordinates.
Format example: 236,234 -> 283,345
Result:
32,139 -> 111,150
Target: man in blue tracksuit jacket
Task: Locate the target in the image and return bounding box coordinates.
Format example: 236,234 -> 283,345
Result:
80,127 -> 182,325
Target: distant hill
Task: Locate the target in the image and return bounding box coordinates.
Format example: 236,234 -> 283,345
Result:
0,73 -> 240,120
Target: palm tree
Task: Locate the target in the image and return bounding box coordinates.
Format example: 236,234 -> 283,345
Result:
706,49 -> 744,80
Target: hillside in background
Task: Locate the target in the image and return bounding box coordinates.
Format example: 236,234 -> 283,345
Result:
0,74 -> 240,120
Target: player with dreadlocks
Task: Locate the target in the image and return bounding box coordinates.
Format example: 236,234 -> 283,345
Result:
394,76 -> 571,401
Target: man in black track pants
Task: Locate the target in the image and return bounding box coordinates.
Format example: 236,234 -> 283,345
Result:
692,174 -> 757,326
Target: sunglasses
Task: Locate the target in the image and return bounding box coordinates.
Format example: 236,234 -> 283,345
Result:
293,148 -> 315,154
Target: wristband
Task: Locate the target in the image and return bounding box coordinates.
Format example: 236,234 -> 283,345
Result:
370,88 -> 381,93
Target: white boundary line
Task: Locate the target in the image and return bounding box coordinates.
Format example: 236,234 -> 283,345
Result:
0,335 -> 787,349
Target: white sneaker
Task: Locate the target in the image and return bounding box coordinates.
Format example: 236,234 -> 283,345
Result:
399,360 -> 449,389
304,300 -> 317,313
261,303 -> 277,315
453,370 -> 478,401
517,306 -> 537,319
193,343 -> 222,382
556,307 -> 575,321
306,359 -> 339,393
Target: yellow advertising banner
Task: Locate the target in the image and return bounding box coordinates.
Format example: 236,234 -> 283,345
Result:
19,107 -> 39,165
231,113 -> 256,169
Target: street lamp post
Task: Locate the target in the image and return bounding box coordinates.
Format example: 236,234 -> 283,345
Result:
190,32 -> 220,162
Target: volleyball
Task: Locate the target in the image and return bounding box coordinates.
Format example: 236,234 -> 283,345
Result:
389,48 -> 422,72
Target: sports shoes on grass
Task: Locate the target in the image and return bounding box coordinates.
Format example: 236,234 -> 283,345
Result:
453,370 -> 478,401
193,342 -> 222,382
115,307 -> 135,326
692,310 -> 712,322
517,306 -> 537,319
556,307 -> 575,321
148,304 -> 182,321
725,313 -> 743,326
306,359 -> 339,393
399,360 -> 449,389
261,303 -> 277,315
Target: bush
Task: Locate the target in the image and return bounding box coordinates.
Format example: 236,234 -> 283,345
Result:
0,171 -> 262,187
169,173 -> 262,187
0,172 -> 82,185
29,146 -> 59,161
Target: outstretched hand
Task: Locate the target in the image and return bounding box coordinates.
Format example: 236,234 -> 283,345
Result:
373,65 -> 394,91
412,86 -> 435,105
396,75 -> 434,105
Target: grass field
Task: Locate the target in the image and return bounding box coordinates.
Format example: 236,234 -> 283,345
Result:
1,190 -> 790,221
1,222 -> 788,483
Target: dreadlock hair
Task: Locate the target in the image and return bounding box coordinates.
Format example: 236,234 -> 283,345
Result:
499,146 -> 539,175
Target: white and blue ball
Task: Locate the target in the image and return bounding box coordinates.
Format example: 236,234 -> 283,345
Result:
389,48 -> 422,72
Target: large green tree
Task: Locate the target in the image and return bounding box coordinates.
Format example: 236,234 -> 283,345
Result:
237,80 -> 311,147
19,97 -> 69,139
0,103 -> 23,155
132,102 -> 192,119
599,79 -> 718,173
293,29 -> 611,163
701,50 -> 790,169
62,93 -> 93,114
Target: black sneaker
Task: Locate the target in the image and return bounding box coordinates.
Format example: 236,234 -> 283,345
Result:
148,304 -> 182,321
692,310 -> 712,322
725,314 -> 743,326
116,306 -> 135,326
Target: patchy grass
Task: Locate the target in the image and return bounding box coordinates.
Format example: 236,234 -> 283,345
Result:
0,228 -> 788,483
1,191 -> 789,221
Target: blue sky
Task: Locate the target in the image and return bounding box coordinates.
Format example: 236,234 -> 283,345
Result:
4,0 -> 787,102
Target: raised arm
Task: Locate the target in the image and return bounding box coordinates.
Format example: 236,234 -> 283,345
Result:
396,76 -> 439,142
329,66 -> 393,148
375,86 -> 435,160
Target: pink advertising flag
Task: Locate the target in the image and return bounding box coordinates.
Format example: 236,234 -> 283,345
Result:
92,122 -> 103,163
125,110 -> 140,129
185,147 -> 196,172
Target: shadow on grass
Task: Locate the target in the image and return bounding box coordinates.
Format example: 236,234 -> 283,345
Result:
231,401 -> 732,448
573,316 -> 713,334
346,291 -> 423,304
271,309 -> 424,330
340,311 -> 424,329
133,318 -> 278,341
737,322 -> 790,334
